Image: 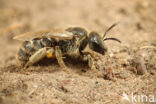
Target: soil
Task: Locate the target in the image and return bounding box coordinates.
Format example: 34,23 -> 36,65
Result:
0,0 -> 156,104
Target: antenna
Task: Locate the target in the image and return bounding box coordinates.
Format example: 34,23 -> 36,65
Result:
103,22 -> 119,39
103,37 -> 121,43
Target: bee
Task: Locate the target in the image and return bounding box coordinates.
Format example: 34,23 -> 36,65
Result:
14,23 -> 121,71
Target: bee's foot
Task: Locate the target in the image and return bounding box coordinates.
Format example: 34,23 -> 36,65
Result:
23,66 -> 28,70
62,67 -> 71,74
91,67 -> 103,78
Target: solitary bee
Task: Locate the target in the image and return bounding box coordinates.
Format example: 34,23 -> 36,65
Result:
14,23 -> 121,71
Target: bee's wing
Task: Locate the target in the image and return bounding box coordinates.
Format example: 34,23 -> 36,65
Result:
13,30 -> 51,41
14,29 -> 74,41
47,30 -> 74,40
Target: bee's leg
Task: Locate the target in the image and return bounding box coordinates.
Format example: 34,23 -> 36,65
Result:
25,47 -> 48,68
55,46 -> 70,73
80,52 -> 96,72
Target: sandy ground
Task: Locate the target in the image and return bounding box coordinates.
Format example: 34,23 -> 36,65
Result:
0,0 -> 156,104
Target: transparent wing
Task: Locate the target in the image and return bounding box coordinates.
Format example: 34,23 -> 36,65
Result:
13,30 -> 50,41
47,29 -> 74,40
13,29 -> 74,41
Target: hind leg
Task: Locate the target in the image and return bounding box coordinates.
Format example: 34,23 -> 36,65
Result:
25,47 -> 54,68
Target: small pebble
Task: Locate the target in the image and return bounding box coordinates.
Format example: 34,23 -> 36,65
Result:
120,70 -> 129,79
135,56 -> 147,75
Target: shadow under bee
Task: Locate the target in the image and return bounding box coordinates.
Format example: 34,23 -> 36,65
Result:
1,57 -> 90,74
35,58 -> 58,67
36,56 -> 89,72
64,56 -> 89,72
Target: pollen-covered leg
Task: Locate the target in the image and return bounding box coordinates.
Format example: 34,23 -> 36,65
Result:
55,46 -> 70,73
25,47 -> 47,68
46,48 -> 54,58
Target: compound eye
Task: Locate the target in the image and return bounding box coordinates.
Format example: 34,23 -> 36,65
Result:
89,32 -> 107,55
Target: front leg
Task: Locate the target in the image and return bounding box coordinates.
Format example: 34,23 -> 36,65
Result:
80,52 -> 103,77
80,52 -> 96,71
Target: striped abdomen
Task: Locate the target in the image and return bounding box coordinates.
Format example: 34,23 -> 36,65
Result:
17,38 -> 56,64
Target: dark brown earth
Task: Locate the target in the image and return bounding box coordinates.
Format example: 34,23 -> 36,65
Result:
0,0 -> 156,104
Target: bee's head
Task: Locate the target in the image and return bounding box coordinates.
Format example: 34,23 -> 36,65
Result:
89,32 -> 107,55
89,23 -> 121,55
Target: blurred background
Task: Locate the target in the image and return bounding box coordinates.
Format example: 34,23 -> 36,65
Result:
0,0 -> 155,39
